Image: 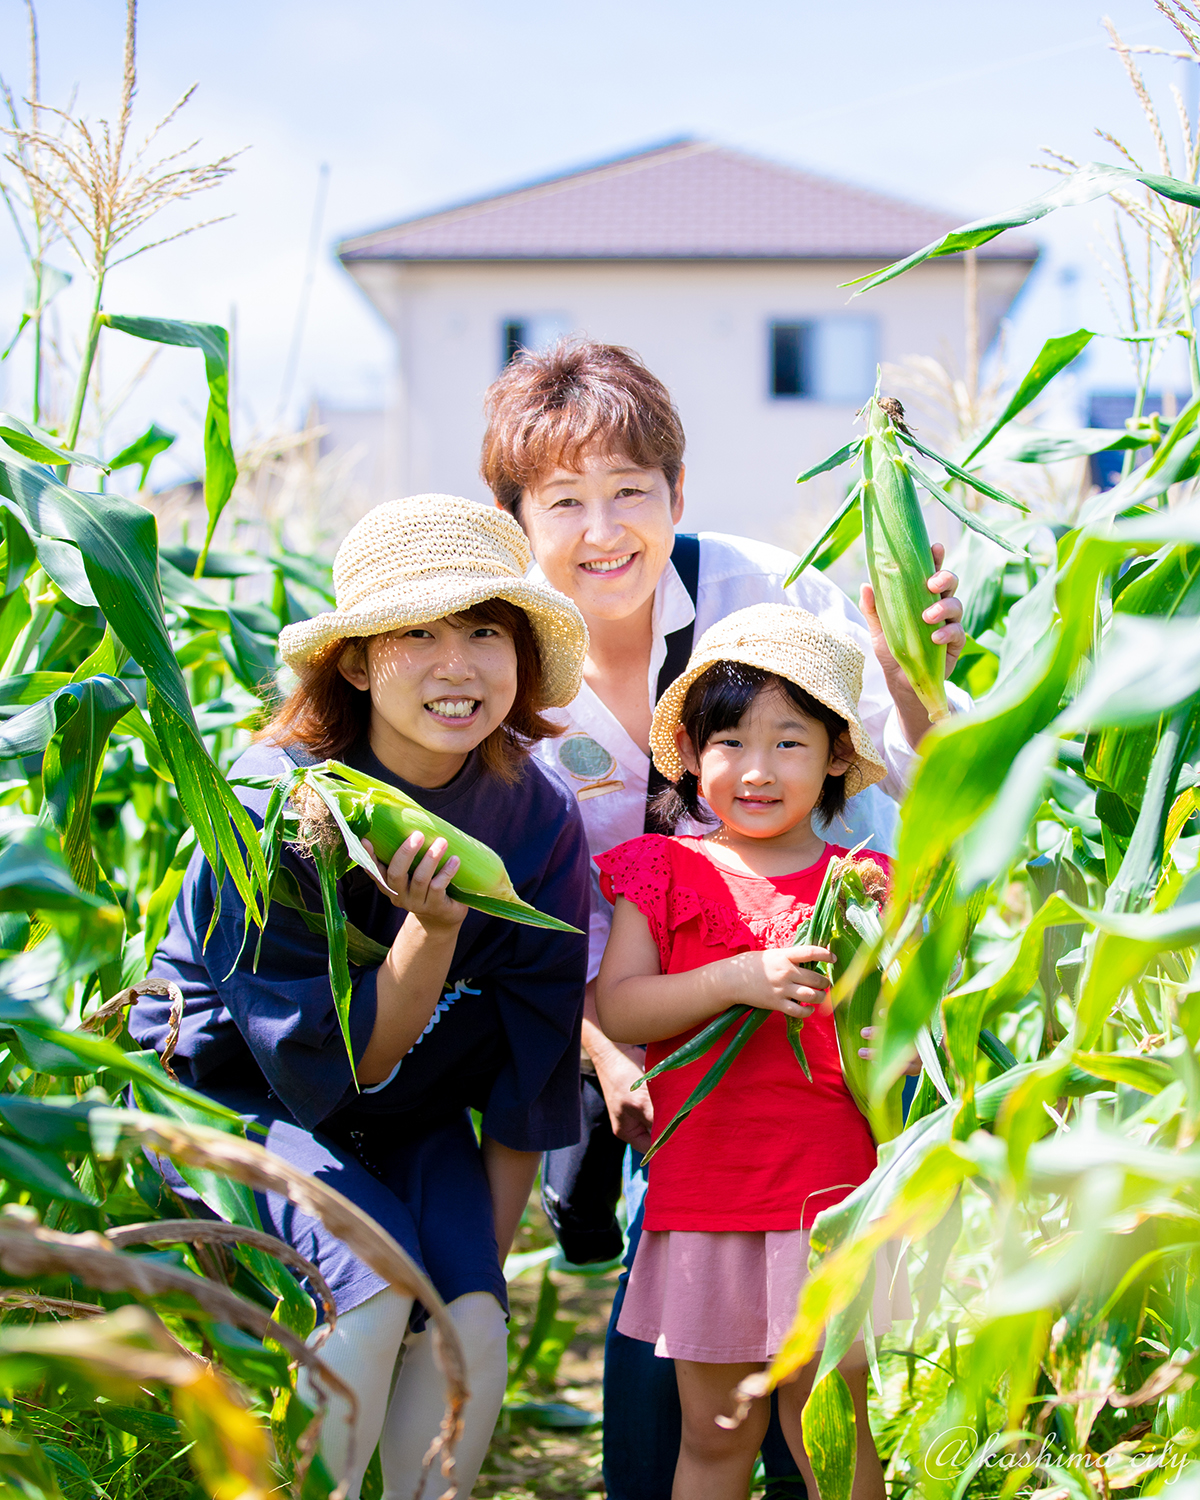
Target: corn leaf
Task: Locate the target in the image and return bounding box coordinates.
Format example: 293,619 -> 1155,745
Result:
0,446 -> 267,923
41,676 -> 136,893
99,315 -> 235,576
641,1008 -> 769,1163
905,458 -> 1025,554
964,330 -> 1096,462
0,824 -> 113,913
0,415 -> 106,473
896,430 -> 1029,512
1057,616 -> 1200,734
784,484 -> 863,586
802,1371 -> 856,1500
796,439 -> 862,484
988,426 -> 1146,464
0,1136 -> 94,1204
845,161 -> 1200,296
311,835 -> 357,1083
107,422 -> 175,490
142,830 -> 196,967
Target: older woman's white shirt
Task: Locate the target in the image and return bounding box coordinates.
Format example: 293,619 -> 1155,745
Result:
529,532 -> 966,980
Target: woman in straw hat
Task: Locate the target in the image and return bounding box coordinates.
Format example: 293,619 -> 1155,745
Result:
132,495 -> 592,1500
594,603 -> 908,1500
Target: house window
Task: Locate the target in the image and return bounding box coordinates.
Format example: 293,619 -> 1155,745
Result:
500,313 -> 574,368
502,321 -> 527,366
769,317 -> 878,403
770,322 -> 813,397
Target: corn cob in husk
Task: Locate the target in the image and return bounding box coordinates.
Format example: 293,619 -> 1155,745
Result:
861,398 -> 949,723
784,391 -> 1029,715
298,761 -> 582,934
242,759 -> 582,1082
636,852 -> 903,1158
823,854 -> 905,1144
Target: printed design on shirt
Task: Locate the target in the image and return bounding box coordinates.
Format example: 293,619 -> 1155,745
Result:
558,732 -> 623,801
359,977 -> 481,1094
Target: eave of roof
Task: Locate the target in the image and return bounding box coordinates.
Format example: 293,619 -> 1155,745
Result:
339,139 -> 1038,266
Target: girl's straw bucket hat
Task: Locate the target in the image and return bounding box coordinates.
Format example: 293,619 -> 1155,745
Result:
649,603 -> 887,797
278,494 -> 588,707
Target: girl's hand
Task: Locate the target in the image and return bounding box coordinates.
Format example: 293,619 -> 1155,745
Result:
719,944 -> 834,1018
363,833 -> 468,934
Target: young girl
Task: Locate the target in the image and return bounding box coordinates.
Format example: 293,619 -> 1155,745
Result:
131,495 -> 591,1500
595,602 -> 903,1500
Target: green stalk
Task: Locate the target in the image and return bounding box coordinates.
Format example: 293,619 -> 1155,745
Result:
641,1008 -> 770,1164
59,275 -> 106,480
5,573 -> 54,677
31,264 -> 43,427
632,1004 -> 749,1089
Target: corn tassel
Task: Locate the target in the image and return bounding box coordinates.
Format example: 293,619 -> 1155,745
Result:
861,398 -> 950,723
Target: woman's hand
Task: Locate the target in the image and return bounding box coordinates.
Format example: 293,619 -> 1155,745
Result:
717,944 -> 834,1018
860,540 -> 965,750
858,1025 -> 923,1075
594,1047 -> 655,1153
363,832 -> 468,934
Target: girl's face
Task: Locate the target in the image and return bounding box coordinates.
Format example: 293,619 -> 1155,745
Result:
338,616 -> 518,787
679,684 -> 852,843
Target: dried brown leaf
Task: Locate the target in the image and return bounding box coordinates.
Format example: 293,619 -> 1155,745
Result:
102,1111 -> 468,1495
106,1218 -> 336,1342
0,1217 -> 350,1411
81,977 -> 182,1080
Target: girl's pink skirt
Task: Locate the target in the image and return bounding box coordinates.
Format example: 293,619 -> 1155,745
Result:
617,1228 -> 911,1364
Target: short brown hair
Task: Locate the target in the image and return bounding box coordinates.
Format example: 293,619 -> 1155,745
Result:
260,598 -> 559,783
481,340 -> 686,515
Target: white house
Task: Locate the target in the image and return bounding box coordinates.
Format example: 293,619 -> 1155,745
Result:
337,139 -> 1036,546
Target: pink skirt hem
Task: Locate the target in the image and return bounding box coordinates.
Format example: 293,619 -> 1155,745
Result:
617,1228 -> 911,1364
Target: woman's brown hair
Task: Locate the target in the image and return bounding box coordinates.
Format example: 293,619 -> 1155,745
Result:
481,339 -> 686,517
260,597 -> 558,783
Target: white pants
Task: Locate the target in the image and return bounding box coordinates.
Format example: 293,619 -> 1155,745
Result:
299,1288 -> 509,1500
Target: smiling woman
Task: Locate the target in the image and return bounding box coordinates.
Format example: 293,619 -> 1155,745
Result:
130,494 -> 592,1500
267,596 -> 555,783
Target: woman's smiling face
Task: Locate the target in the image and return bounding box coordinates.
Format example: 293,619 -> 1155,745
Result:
338,615 -> 518,787
516,446 -> 684,625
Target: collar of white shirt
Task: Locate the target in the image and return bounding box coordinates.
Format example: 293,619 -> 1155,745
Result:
531,555 -> 695,772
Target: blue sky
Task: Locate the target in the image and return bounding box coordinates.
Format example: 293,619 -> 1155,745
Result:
0,0 -> 1192,476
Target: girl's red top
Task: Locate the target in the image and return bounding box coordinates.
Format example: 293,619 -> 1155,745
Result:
596,834 -> 887,1232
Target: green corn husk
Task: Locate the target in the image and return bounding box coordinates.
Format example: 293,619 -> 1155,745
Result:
242,759 -> 582,1082
303,761 -> 582,934
635,856 -> 862,1158
824,855 -> 905,1144
861,398 -> 950,723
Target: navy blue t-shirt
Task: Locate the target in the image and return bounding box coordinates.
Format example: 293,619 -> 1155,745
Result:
132,738 -> 590,1151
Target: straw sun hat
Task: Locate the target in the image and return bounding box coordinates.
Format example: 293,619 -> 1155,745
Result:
649,603 -> 887,796
278,495 -> 588,707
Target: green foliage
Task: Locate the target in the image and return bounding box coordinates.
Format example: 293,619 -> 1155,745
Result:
756,44 -> 1200,1492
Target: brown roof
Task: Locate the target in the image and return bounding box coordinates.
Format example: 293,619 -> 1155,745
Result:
339,139 -> 1038,265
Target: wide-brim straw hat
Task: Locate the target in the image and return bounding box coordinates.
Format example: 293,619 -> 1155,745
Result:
278,494 -> 588,708
649,602 -> 887,797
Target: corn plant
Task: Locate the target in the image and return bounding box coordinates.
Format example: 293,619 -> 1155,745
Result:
737,12 -> 1200,1495
0,9 -> 469,1497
